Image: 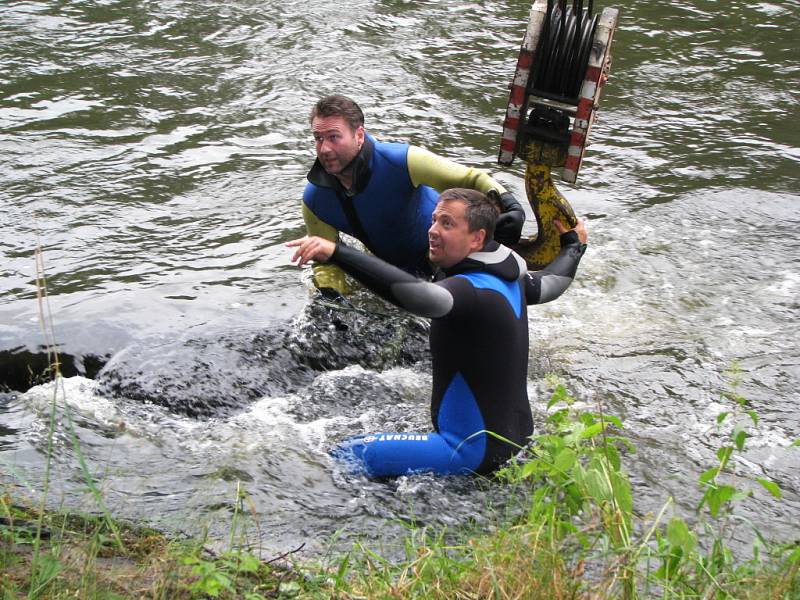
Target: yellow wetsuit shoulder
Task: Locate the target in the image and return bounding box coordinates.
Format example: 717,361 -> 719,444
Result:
406,146 -> 508,195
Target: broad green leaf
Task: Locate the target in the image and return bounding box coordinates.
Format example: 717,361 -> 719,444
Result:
604,443 -> 621,471
716,411 -> 730,425
578,412 -> 594,427
756,478 -> 782,499
237,552 -> 261,573
705,484 -> 737,518
554,447 -> 577,473
565,484 -> 584,513
716,446 -> 733,465
705,489 -> 722,518
666,517 -> 696,553
197,572 -> 233,598
547,384 -> 569,409
746,410 -> 759,425
610,470 -> 633,516
547,408 -> 569,425
699,467 -> 719,485
734,429 -> 748,451
584,468 -> 612,503
520,460 -> 539,480
602,414 -> 624,429
580,422 -> 607,439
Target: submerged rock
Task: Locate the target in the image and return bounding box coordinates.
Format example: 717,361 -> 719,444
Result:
95,299 -> 430,418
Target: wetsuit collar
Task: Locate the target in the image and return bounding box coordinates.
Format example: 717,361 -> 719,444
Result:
306,135 -> 374,194
438,241 -> 525,282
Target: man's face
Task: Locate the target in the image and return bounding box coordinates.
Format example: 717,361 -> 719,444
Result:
311,115 -> 364,175
428,199 -> 486,269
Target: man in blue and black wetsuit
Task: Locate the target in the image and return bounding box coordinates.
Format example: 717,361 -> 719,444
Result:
302,94 -> 526,300
289,188 -> 588,477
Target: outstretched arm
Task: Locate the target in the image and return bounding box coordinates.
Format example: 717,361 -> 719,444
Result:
525,218 -> 588,305
288,236 -> 454,318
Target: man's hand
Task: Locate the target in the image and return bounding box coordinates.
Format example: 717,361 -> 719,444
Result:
491,191 -> 525,245
287,236 -> 337,266
554,217 -> 588,244
495,208 -> 525,245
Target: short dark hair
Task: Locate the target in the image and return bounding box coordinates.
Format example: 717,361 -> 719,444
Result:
309,95 -> 365,131
438,188 -> 499,243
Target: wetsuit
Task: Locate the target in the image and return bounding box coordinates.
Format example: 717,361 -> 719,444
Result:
303,133 -> 521,295
329,230 -> 586,477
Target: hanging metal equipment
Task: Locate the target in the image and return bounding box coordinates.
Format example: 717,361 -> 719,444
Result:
499,0 -> 618,269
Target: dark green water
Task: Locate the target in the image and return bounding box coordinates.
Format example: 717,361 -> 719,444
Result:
1,0 -> 798,556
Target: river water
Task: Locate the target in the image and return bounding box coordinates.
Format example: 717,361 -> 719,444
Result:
1,0 -> 798,558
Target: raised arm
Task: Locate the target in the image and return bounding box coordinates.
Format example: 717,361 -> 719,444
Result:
525,222 -> 587,305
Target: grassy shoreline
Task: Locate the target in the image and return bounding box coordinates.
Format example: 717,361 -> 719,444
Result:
4,490 -> 795,599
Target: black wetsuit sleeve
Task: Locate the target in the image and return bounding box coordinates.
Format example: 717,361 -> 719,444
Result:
525,230 -> 587,305
330,243 -> 455,318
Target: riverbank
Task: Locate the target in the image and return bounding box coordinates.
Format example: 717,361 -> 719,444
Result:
3,377 -> 797,599
1,496 -> 306,598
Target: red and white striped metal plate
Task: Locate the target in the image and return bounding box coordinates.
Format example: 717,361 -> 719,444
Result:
498,0 -> 549,167
562,6 -> 618,183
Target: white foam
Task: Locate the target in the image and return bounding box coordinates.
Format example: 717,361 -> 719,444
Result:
21,376 -> 124,429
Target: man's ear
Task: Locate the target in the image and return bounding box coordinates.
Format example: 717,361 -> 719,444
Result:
470,228 -> 487,252
355,125 -> 365,146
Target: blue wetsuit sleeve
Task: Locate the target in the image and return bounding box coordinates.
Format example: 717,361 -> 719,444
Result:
525,230 -> 587,304
331,243 -> 455,318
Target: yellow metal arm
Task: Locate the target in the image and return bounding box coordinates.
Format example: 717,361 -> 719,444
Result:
511,142 -> 578,271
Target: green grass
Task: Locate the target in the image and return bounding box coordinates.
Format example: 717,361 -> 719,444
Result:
1,495 -> 304,599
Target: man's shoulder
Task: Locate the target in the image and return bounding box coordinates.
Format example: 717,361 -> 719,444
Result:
371,136 -> 410,168
303,180 -> 334,205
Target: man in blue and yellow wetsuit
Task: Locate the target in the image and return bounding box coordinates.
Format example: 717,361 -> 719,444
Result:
303,94 -> 526,299
289,188 -> 588,477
